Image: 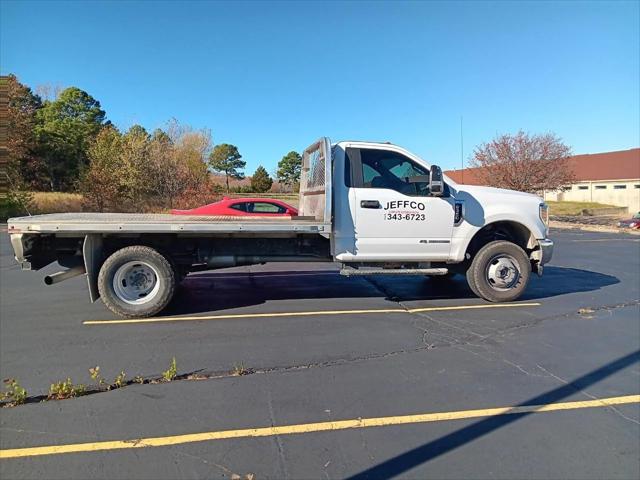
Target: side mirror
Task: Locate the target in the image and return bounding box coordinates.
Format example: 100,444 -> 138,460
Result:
430,165 -> 444,196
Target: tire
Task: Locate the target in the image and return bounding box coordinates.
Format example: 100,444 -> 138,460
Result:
465,266 -> 481,297
98,246 -> 176,318
466,240 -> 531,302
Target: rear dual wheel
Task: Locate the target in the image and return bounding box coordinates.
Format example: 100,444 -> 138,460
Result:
466,240 -> 531,302
98,246 -> 176,318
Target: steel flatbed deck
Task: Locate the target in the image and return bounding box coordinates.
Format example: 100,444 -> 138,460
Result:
7,213 -> 330,235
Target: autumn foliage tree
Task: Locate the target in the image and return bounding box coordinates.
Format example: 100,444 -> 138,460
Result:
4,75 -> 42,183
81,121 -> 216,212
80,126 -> 123,212
3,74 -> 42,212
470,131 -> 574,193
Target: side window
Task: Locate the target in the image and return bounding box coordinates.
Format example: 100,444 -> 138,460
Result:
362,164 -> 379,186
249,202 -> 286,214
359,149 -> 430,196
230,202 -> 247,212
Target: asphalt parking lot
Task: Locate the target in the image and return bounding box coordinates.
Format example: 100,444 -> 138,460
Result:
1,228 -> 639,480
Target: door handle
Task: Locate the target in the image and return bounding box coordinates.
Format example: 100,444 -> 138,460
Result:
360,200 -> 381,209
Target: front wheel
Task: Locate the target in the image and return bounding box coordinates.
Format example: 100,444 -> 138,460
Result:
98,246 -> 176,318
466,240 -> 531,302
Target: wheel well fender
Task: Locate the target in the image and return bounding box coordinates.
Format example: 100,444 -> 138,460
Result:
463,221 -> 536,260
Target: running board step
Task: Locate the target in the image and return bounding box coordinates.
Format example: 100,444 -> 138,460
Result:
340,267 -> 449,277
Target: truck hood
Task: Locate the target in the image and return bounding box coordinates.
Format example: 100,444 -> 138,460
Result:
449,183 -> 547,239
454,184 -> 542,204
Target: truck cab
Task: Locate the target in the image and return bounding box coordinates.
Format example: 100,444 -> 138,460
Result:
326,139 -> 551,267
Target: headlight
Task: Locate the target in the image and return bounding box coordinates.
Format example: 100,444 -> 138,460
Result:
630,222 -> 637,228
539,203 -> 549,229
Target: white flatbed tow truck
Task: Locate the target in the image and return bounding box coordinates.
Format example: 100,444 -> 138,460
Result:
8,138 -> 553,317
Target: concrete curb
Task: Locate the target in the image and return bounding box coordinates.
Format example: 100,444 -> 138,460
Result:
550,220 -> 640,235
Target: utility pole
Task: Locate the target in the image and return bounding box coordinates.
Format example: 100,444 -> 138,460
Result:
460,115 -> 464,183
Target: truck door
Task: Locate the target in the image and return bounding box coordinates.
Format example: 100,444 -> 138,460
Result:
347,146 -> 455,261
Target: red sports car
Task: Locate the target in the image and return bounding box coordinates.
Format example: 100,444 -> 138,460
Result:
171,197 -> 298,216
618,212 -> 640,230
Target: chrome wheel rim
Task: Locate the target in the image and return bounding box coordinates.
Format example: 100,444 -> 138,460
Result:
485,254 -> 521,291
113,261 -> 160,305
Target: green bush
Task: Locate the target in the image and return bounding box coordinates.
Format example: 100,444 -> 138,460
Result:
0,191 -> 33,221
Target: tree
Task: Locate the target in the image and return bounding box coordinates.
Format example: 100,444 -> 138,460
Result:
34,87 -> 107,190
151,128 -> 172,145
148,122 -> 214,210
3,74 -> 44,192
470,131 -> 574,193
118,125 -> 151,207
208,144 -> 245,193
276,151 -> 302,191
35,83 -> 63,101
80,126 -> 123,212
175,130 -> 211,184
80,121 -> 215,212
250,165 -> 273,192
148,128 -> 191,209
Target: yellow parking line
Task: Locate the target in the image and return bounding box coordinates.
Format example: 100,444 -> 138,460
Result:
407,303 -> 541,314
1,394 -> 637,459
83,302 -> 541,325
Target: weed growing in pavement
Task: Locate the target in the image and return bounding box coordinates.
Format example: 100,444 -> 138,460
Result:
48,378 -> 86,400
3,357 -> 255,408
0,378 -> 28,406
113,371 -> 126,389
232,362 -> 250,376
89,366 -> 109,390
162,357 -> 177,382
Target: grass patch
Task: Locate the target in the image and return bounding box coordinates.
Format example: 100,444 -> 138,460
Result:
31,192 -> 84,214
547,201 -> 617,216
1,192 -> 86,220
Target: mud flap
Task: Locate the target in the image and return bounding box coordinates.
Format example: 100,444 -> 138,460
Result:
83,234 -> 103,302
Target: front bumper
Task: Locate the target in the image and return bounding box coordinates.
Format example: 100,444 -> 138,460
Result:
538,238 -> 554,265
530,238 -> 553,276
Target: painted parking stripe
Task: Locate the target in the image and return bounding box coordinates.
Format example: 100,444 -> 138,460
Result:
83,302 -> 542,325
1,394 -> 637,460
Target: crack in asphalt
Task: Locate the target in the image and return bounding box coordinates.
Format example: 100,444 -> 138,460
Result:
266,388 -> 289,480
482,300 -> 640,341
534,363 -> 640,426
3,299 -> 638,409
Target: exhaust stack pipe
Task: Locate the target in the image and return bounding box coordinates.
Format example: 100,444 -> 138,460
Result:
44,266 -> 86,285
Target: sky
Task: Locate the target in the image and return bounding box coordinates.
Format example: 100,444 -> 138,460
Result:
1,0 -> 639,175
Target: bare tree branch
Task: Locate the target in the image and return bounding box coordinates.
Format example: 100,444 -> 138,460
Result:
470,131 -> 574,192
